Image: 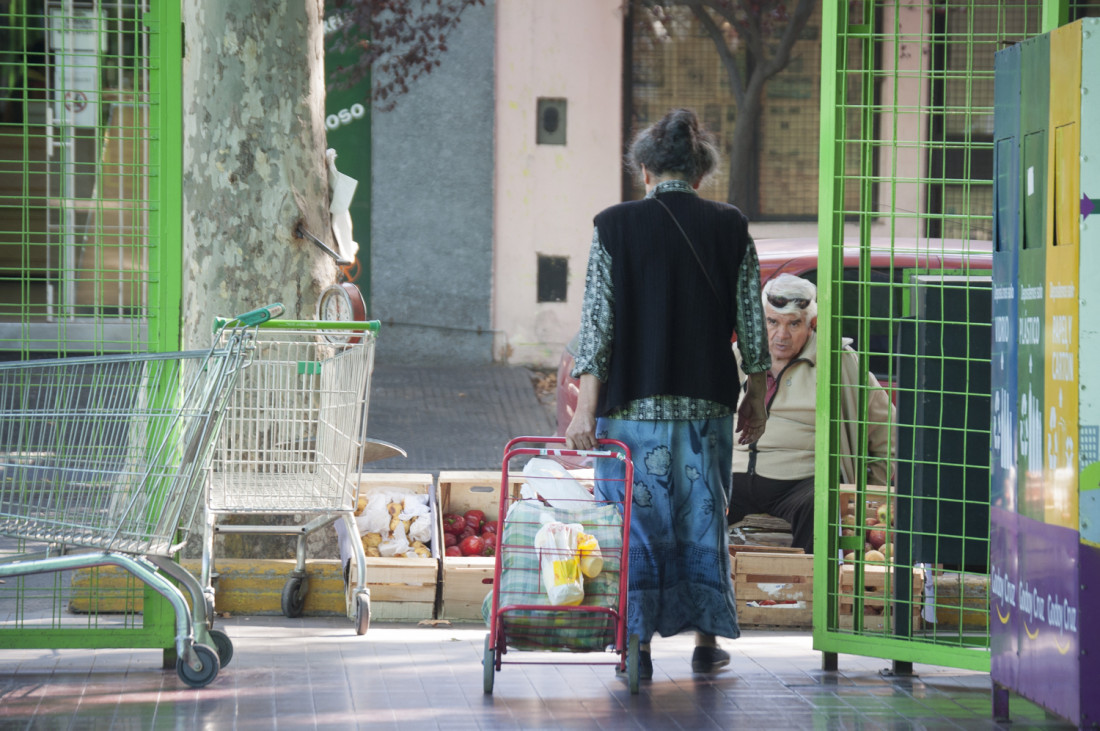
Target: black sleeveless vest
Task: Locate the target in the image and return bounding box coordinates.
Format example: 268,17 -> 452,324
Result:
593,190 -> 750,417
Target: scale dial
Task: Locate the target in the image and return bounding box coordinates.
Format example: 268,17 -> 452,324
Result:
317,282 -> 367,344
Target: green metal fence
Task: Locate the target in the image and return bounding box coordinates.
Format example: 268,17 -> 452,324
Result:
1,0 -> 182,653
814,0 -> 1063,671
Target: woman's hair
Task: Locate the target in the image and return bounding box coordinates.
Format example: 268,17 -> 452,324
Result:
628,108 -> 720,183
762,273 -> 818,322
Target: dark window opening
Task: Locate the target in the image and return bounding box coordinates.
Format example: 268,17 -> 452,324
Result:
537,255 -> 568,303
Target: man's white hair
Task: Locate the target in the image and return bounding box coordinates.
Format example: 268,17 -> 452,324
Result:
762,273 -> 817,321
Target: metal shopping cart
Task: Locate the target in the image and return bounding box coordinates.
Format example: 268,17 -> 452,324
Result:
483,437 -> 640,694
202,318 -> 379,635
0,304 -> 283,688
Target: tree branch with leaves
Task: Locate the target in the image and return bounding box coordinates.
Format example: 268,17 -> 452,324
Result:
327,0 -> 485,111
633,0 -> 814,210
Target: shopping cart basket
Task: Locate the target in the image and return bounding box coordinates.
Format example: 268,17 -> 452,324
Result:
0,303 -> 283,688
203,318 -> 379,634
483,437 -> 641,694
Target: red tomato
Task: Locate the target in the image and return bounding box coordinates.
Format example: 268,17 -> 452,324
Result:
482,520 -> 499,534
459,535 -> 485,556
443,532 -> 457,548
464,510 -> 485,530
442,513 -> 465,535
480,531 -> 496,548
459,526 -> 476,541
480,543 -> 496,557
445,546 -> 463,557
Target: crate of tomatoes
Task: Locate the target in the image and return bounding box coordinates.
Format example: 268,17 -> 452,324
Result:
437,470 -> 525,620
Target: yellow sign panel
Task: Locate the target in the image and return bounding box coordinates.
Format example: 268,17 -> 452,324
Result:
1043,22 -> 1081,529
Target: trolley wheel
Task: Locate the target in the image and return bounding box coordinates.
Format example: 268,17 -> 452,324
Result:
626,634 -> 640,694
482,634 -> 495,694
209,628 -> 234,668
203,592 -> 217,630
176,643 -> 220,688
281,576 -> 306,618
355,592 -> 370,636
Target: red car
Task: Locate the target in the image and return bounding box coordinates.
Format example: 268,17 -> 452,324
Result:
554,236 -> 994,438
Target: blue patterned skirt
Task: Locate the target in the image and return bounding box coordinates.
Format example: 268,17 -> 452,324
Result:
594,415 -> 739,643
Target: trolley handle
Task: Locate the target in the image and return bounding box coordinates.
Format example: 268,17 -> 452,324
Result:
502,435 -> 630,461
212,303 -> 286,331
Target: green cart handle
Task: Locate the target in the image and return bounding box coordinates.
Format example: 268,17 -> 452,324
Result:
213,303 -> 286,331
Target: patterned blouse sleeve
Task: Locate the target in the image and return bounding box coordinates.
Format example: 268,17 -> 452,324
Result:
570,226 -> 614,381
735,235 -> 771,374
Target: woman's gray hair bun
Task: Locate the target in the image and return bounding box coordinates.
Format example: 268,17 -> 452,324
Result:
628,107 -> 720,183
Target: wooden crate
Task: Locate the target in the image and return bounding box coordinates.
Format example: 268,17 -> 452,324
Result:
838,563 -> 923,632
437,470 -> 525,620
356,473 -> 439,621
732,552 -> 813,628
838,484 -> 893,522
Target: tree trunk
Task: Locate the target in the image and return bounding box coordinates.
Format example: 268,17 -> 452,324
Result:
181,0 -> 337,561
181,0 -> 334,350
727,75 -> 765,212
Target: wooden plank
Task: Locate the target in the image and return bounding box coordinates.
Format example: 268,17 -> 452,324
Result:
370,601 -> 435,621
734,553 -> 814,578
441,559 -> 494,620
737,605 -> 812,627
363,558 -> 437,586
736,581 -> 814,603
368,584 -> 437,604
729,544 -> 805,556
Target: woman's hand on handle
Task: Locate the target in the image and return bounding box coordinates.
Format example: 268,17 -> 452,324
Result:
564,373 -> 603,451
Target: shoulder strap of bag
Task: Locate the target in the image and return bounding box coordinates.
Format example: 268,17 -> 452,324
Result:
652,197 -> 723,307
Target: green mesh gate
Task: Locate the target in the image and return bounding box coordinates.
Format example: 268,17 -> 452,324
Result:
1,0 -> 182,653
813,0 -> 1079,671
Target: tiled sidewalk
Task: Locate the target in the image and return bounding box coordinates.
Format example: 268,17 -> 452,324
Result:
0,617 -> 1074,729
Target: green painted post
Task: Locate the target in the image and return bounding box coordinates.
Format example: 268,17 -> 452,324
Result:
1017,33 -> 1049,525
813,0 -> 844,643
323,4 -> 371,309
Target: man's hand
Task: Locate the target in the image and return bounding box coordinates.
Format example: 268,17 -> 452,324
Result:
735,371 -> 767,445
564,373 -> 602,451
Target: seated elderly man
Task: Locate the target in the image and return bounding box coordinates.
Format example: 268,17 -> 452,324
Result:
730,273 -> 894,553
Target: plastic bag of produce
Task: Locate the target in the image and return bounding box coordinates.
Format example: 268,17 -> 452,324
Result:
521,458 -> 592,509
533,521 -> 585,606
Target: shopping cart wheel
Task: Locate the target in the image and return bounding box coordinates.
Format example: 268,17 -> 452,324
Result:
626,634 -> 640,694
482,634 -> 495,694
209,628 -> 234,668
281,576 -> 306,618
203,592 -> 217,630
176,643 -> 220,688
355,592 -> 370,636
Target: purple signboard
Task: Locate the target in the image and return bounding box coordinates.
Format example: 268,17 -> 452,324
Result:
989,507 -> 1019,688
1012,516 -> 1080,722
1081,542 -> 1100,726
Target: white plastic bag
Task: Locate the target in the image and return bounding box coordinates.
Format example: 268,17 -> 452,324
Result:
521,458 -> 592,510
534,521 -> 585,606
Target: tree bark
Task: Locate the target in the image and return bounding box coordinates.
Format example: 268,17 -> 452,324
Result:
181,0 -> 337,561
181,0 -> 334,350
727,76 -> 765,211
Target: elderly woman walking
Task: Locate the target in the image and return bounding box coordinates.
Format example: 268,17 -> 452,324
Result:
565,108 -> 770,680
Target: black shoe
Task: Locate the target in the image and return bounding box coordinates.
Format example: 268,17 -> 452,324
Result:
616,649 -> 653,680
691,645 -> 730,674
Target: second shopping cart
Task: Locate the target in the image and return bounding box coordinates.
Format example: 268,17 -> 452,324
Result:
202,318 -> 379,634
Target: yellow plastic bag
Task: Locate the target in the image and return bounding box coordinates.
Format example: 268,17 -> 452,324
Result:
577,532 -> 603,578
